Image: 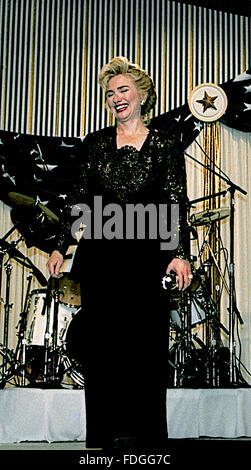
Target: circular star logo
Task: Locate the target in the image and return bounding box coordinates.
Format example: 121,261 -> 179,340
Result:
188,83 -> 228,122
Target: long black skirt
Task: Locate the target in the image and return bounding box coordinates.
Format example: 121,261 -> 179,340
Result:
67,238 -> 171,449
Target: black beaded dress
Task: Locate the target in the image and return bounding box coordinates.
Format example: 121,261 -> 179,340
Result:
54,126 -> 189,449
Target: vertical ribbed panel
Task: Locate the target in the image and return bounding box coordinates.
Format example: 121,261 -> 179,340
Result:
0,0 -> 250,137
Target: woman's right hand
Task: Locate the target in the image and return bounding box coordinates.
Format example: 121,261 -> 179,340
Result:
46,250 -> 64,278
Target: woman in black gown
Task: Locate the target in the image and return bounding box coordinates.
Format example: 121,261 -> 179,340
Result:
47,57 -> 192,450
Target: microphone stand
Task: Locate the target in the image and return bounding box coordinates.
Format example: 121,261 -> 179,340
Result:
0,227 -> 17,319
185,149 -> 247,386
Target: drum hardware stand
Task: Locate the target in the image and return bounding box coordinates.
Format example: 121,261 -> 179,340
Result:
50,280 -> 62,386
0,226 -> 17,305
198,259 -> 213,385
196,217 -> 244,385
13,274 -> 34,386
173,297 -> 185,387
228,184 -> 244,385
191,268 -> 230,386
1,261 -> 13,383
182,293 -> 203,386
192,289 -> 229,338
184,293 -> 192,362
0,227 -> 17,386
168,324 -> 186,387
39,279 -> 63,387
184,295 -> 190,350
187,150 -> 247,386
166,268 -> 217,387
198,223 -> 231,301
169,293 -> 198,387
0,227 -> 51,388
167,325 -> 178,386
166,276 -> 206,386
168,329 -> 186,387
42,281 -> 53,386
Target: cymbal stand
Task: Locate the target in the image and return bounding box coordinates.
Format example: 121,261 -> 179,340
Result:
205,281 -> 213,385
176,297 -> 186,387
51,279 -> 60,384
43,284 -> 53,385
42,279 -> 62,386
197,232 -> 221,384
228,185 -> 238,384
200,224 -> 217,383
0,250 -> 4,314
0,227 -> 17,310
0,228 -> 17,367
173,293 -> 194,387
14,274 -> 33,386
0,249 -> 5,378
1,261 -> 13,382
184,293 -> 192,358
184,293 -> 200,385
198,221 -> 230,299
198,218 -> 244,385
168,321 -> 183,387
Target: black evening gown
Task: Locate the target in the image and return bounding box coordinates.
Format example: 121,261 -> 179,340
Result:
56,126 -> 189,449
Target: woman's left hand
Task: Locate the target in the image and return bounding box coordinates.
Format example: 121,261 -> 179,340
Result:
166,258 -> 193,291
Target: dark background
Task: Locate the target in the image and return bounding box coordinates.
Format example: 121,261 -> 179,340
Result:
182,0 -> 251,16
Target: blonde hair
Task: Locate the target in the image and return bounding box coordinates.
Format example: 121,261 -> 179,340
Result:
98,56 -> 157,123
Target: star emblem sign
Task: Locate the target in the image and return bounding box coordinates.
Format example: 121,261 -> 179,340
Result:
188,83 -> 228,122
196,91 -> 218,113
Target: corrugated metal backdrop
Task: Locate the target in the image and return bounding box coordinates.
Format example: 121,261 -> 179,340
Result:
0,0 -> 250,137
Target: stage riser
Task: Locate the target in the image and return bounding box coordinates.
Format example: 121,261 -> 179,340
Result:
1,388 -> 251,443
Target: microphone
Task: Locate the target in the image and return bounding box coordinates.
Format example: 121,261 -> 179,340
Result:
162,272 -> 178,290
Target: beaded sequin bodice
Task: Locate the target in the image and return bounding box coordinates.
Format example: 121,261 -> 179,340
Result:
54,126 -> 189,258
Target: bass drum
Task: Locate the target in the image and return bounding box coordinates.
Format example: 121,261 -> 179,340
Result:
25,288 -> 78,346
63,309 -> 85,387
25,289 -> 78,381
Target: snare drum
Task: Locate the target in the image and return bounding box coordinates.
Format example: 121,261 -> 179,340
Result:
51,273 -> 81,307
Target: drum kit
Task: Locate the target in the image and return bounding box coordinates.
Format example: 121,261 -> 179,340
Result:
163,204 -> 244,388
0,189 -> 247,389
0,193 -> 84,389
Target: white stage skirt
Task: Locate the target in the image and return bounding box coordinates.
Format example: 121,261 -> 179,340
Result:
1,387 -> 251,443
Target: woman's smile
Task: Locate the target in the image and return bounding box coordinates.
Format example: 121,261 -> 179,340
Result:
115,103 -> 129,113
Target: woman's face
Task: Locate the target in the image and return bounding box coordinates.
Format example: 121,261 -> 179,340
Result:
106,74 -> 143,123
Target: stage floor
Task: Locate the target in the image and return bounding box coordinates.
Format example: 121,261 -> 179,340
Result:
1,435 -> 251,468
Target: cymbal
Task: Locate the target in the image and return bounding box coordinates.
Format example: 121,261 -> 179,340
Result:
189,207 -> 230,226
8,192 -> 59,222
10,206 -> 61,254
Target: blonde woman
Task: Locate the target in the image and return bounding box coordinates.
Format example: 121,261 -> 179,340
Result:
47,57 -> 192,450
